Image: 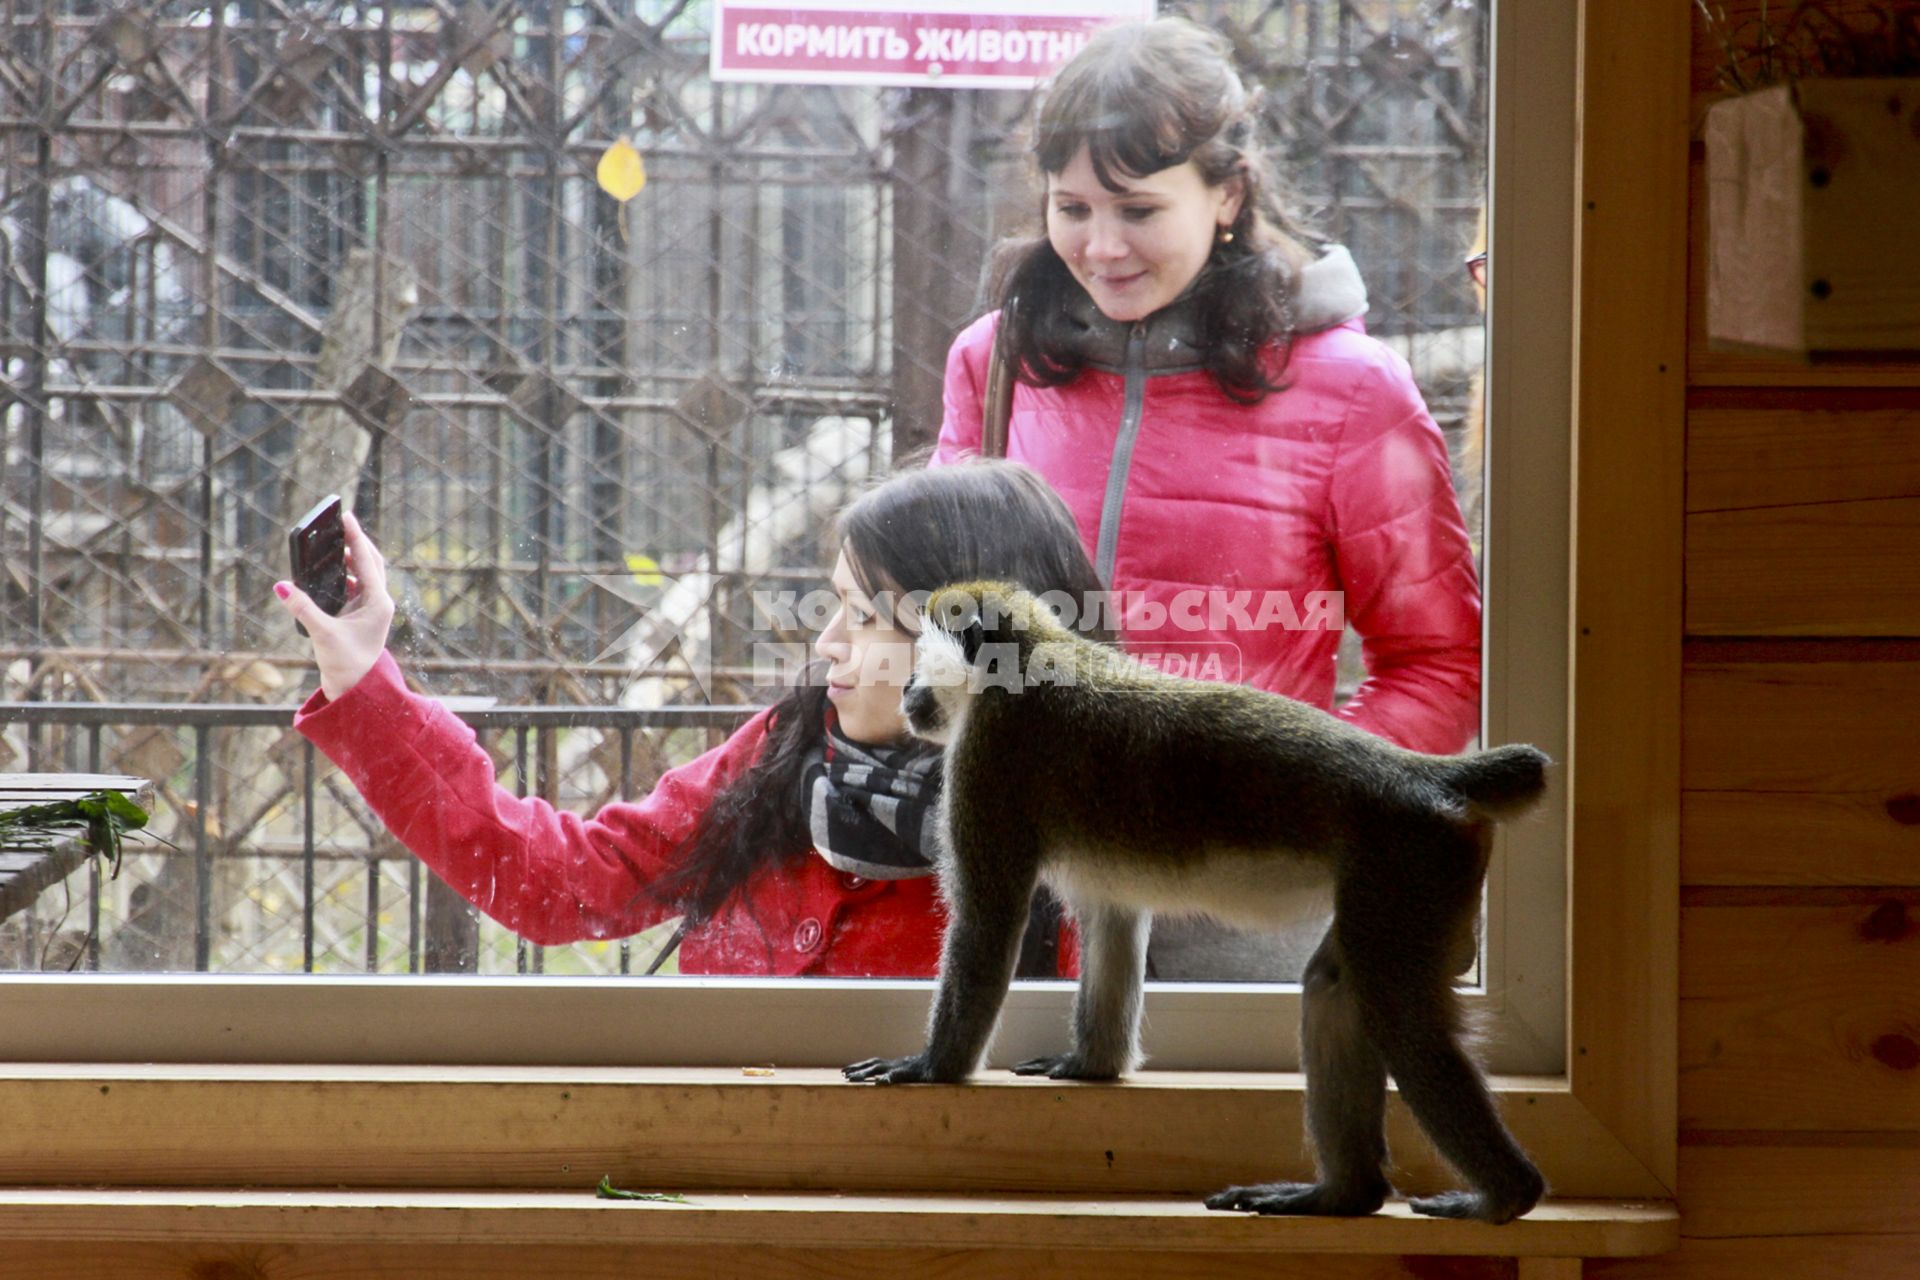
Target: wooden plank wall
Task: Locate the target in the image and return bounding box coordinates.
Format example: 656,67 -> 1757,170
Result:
1596,3 -> 1920,1275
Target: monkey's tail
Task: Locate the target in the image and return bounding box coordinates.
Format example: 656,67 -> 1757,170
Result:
1432,745 -> 1551,819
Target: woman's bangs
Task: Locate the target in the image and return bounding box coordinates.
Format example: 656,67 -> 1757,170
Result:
1039,82 -> 1187,185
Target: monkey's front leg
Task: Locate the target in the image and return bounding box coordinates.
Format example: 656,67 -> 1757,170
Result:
844,856 -> 1036,1086
1013,901 -> 1149,1080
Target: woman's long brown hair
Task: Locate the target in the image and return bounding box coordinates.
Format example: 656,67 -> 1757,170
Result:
644,459 -> 1109,944
994,16 -> 1322,403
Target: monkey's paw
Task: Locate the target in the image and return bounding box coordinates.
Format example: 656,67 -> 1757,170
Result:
1409,1188 -> 1537,1224
1011,1053 -> 1120,1081
1205,1181 -> 1387,1217
843,1053 -> 941,1084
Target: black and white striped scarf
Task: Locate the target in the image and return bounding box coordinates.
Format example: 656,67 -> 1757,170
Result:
798,721 -> 943,879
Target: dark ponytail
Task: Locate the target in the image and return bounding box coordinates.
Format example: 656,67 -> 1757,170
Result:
643,679 -> 827,932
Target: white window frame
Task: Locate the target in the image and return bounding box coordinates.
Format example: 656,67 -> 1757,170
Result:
2,0 -> 1571,1078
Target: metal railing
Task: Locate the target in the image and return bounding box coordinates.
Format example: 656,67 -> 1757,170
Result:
0,698 -> 754,975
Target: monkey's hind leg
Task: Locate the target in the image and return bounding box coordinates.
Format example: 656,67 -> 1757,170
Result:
1346,926 -> 1545,1224
1206,930 -> 1392,1217
1013,901 -> 1149,1080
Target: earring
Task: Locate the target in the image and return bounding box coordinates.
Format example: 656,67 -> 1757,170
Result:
1216,226 -> 1235,244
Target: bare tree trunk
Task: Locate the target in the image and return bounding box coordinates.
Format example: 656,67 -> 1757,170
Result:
889,90 -> 990,456
281,248 -> 420,523
423,848 -> 481,974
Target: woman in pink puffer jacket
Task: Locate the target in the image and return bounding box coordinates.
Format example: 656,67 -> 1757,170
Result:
933,18 -> 1480,979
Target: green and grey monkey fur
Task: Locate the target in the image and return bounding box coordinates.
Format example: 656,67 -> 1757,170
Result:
845,582 -> 1550,1225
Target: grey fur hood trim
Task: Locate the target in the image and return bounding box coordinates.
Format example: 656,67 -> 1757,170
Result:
1292,244 -> 1370,334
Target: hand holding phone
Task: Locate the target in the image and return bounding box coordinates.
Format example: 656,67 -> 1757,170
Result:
288,495 -> 349,637
277,501 -> 394,700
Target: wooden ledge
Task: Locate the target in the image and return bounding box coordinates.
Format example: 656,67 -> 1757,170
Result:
0,1068 -> 1670,1203
0,1189 -> 1678,1257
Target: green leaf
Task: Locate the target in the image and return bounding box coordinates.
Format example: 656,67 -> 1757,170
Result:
72,790 -> 147,831
0,799 -> 83,830
98,790 -> 150,830
594,1175 -> 688,1203
0,791 -> 149,879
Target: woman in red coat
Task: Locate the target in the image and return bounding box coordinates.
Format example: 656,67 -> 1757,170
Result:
274,461 -> 1103,977
941,16 -> 1478,753
937,18 -> 1482,980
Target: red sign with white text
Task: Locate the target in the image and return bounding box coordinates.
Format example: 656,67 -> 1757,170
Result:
711,1 -> 1154,89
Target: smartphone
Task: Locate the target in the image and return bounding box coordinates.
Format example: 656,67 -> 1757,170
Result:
287,495 -> 349,636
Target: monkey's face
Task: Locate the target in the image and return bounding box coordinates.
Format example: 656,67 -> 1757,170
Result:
901,622 -> 975,746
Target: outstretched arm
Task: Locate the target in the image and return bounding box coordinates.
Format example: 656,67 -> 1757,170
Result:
293,651 -> 774,948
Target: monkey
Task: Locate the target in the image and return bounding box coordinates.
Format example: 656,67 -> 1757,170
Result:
843,582 -> 1550,1225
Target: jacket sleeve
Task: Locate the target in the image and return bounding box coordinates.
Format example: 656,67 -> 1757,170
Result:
292,650 -> 774,945
1326,349 -> 1483,754
932,312 -> 998,464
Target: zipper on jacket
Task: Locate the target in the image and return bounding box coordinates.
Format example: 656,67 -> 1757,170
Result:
1094,321 -> 1150,587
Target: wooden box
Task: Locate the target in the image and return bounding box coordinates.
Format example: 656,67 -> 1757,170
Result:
1704,79 -> 1920,359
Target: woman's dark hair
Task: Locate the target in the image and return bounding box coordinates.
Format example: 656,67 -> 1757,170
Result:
649,458 -> 1109,933
994,16 -> 1320,403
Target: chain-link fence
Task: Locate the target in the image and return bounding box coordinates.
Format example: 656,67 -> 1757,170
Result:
1,0 -> 1487,974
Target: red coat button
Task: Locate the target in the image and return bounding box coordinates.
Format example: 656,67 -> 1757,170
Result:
842,874 -> 867,890
793,918 -> 823,952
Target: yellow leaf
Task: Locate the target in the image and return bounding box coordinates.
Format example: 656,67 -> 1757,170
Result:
624,552 -> 663,587
597,137 -> 647,203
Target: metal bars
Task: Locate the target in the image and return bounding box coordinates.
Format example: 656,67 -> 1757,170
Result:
1,0 -> 1489,976
0,697 -> 750,974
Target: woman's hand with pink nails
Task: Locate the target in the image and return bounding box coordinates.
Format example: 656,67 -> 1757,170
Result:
274,509 -> 395,701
